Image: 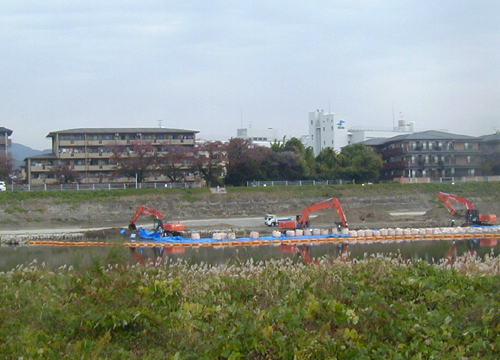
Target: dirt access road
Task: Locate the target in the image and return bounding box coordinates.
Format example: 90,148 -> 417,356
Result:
0,217 -> 267,236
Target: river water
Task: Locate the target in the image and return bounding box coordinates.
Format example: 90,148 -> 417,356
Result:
0,238 -> 498,272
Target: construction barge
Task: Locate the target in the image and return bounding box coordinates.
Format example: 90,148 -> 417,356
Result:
28,225 -> 500,247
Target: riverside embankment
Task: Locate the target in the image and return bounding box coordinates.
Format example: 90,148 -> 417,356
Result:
0,182 -> 499,233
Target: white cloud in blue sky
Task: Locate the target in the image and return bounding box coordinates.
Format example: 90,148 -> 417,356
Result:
1,0 -> 499,149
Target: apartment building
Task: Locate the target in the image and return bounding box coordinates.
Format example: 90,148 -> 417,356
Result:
371,130 -> 481,181
0,127 -> 13,159
24,127 -> 198,185
479,131 -> 500,175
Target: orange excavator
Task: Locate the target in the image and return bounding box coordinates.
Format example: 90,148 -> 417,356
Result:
128,205 -> 185,235
437,192 -> 497,226
279,243 -> 349,264
278,197 -> 348,230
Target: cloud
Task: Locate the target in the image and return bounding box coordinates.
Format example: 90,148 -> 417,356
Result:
0,1 -> 499,149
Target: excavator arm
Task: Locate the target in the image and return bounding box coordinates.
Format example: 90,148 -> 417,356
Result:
297,197 -> 348,228
278,197 -> 348,230
438,192 -> 475,215
128,205 -> 165,230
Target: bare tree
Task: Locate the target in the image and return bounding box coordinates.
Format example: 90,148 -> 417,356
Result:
48,163 -> 80,184
0,155 -> 14,182
111,141 -> 157,183
192,141 -> 227,187
156,145 -> 191,182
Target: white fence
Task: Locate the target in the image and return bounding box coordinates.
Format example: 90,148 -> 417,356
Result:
246,180 -> 354,187
398,176 -> 500,184
5,182 -> 201,192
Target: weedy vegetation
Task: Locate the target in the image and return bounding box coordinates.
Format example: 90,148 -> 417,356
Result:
1,252 -> 500,359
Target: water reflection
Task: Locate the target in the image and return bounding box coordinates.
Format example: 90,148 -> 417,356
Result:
126,238 -> 500,267
0,238 -> 498,272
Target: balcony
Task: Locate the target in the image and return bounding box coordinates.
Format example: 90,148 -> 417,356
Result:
88,165 -> 114,171
58,153 -> 86,159
381,147 -> 403,158
382,160 -> 408,171
30,166 -> 49,172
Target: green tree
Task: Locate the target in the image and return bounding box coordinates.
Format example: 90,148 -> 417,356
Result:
481,153 -> 500,175
315,147 -> 338,179
270,136 -> 287,152
225,138 -> 271,186
271,137 -> 313,179
336,143 -> 383,183
265,151 -> 307,181
283,137 -> 306,155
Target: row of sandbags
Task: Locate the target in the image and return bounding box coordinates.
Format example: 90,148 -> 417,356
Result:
1,232 -> 85,245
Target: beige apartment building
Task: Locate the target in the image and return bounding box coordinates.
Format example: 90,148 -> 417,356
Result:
24,127 -> 198,185
0,127 -> 13,159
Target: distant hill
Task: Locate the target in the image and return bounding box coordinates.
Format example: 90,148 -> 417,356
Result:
10,143 -> 51,168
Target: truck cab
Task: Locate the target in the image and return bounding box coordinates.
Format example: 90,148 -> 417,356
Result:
264,214 -> 278,226
264,214 -> 292,226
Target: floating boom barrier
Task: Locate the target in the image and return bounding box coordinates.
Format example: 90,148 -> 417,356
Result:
27,225 -> 500,247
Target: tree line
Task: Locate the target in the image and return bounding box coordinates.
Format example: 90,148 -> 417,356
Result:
11,138 -> 384,186
108,137 -> 383,187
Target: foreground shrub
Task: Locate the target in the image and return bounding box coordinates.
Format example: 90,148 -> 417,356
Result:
1,253 -> 500,359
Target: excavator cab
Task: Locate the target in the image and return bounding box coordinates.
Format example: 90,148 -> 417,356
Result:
465,209 -> 479,225
153,218 -> 164,235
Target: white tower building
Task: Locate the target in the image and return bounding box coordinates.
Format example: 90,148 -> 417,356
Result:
308,110 -> 349,156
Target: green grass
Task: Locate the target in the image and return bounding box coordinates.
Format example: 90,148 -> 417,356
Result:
0,187 -> 211,204
0,182 -> 498,203
1,253 -> 500,359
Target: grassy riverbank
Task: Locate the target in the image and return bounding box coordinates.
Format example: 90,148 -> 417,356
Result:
0,181 -> 499,229
1,253 -> 500,359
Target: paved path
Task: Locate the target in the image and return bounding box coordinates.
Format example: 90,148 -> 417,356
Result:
0,217 -> 267,236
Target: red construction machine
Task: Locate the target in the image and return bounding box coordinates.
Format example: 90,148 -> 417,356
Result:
128,205 -> 185,235
437,192 -> 497,226
278,197 -> 348,230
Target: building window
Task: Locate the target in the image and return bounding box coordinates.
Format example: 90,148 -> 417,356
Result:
88,134 -> 98,140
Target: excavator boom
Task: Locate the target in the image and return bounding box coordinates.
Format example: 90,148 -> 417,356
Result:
129,205 -> 165,230
438,192 -> 475,215
279,197 -> 348,230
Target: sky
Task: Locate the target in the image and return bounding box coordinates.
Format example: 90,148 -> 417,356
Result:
1,1 -> 499,150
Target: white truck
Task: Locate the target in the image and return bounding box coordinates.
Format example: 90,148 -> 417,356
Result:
264,214 -> 292,226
